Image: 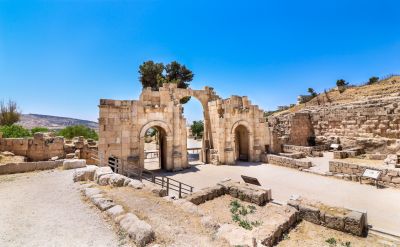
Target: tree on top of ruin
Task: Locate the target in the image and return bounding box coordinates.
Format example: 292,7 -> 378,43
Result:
138,60 -> 194,103
138,61 -> 165,91
0,100 -> 21,126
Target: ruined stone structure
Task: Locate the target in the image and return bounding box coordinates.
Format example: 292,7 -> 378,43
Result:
0,133 -> 98,162
98,83 -> 269,172
269,77 -> 400,154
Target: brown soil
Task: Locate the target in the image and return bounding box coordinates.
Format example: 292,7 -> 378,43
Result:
103,187 -> 229,247
278,221 -> 399,247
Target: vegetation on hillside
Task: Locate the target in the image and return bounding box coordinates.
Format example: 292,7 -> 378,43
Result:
57,125 -> 98,140
138,60 -> 194,103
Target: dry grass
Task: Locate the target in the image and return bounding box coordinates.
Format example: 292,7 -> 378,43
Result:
278,221 -> 398,247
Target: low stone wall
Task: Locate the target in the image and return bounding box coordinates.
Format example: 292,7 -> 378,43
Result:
265,154 -> 312,169
185,181 -> 272,206
0,134 -> 64,161
287,197 -> 367,236
0,160 -> 63,175
282,144 -> 327,156
329,161 -> 400,188
333,147 -> 365,159
279,152 -> 305,159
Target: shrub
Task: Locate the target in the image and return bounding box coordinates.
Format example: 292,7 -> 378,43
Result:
0,100 -> 21,126
0,124 -> 31,138
31,127 -> 49,135
57,125 -> 98,140
367,76 -> 379,85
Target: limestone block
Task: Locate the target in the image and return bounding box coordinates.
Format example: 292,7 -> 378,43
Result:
98,174 -> 113,186
92,197 -> 115,211
108,174 -> 128,187
84,187 -> 102,197
119,213 -> 155,247
94,166 -> 113,182
128,179 -> 145,189
344,211 -> 366,236
63,159 -> 86,170
298,204 -> 320,225
106,205 -> 125,219
324,213 -> 345,231
73,165 -> 98,182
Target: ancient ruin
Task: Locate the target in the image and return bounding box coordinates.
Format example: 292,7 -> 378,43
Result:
98,83 -> 270,172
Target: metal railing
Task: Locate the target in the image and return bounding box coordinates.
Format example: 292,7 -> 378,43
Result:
108,156 -> 121,173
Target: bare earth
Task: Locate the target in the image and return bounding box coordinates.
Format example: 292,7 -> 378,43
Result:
0,169 -> 129,247
278,221 -> 399,247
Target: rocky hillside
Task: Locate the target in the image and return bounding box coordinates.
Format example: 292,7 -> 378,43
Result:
276,75 -> 400,116
17,114 -> 98,130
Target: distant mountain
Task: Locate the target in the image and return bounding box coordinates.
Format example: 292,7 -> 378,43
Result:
17,114 -> 98,130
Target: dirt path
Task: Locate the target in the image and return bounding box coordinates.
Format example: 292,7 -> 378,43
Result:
0,169 -> 129,247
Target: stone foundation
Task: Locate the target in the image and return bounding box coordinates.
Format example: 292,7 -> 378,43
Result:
287,196 -> 367,236
264,154 -> 312,169
329,160 -> 400,188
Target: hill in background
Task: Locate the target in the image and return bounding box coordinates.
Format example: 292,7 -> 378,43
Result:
17,114 -> 98,130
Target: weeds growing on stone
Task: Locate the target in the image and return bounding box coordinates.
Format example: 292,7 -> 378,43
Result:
325,237 -> 351,247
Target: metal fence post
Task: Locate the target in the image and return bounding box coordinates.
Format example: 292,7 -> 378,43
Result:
179,183 -> 182,198
166,177 -> 169,196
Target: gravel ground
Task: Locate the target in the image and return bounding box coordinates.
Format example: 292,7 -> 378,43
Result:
0,169 -> 130,247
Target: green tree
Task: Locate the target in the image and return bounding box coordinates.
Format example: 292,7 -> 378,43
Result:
190,120 -> 204,138
0,100 -> 21,126
307,88 -> 317,98
368,76 -> 379,85
138,61 -> 165,90
0,125 -> 31,138
165,61 -> 194,104
336,79 -> 348,87
31,127 -> 49,135
57,125 -> 98,140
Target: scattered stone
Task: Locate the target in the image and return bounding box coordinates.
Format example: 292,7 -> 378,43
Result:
128,179 -> 145,189
106,205 -> 125,219
84,187 -> 102,197
63,159 -> 86,170
73,165 -> 98,182
94,166 -> 113,182
119,213 -> 155,247
92,197 -> 115,211
108,174 -> 127,187
344,211 -> 366,236
65,153 -> 75,159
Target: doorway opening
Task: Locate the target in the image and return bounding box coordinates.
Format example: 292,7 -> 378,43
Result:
182,97 -> 204,165
234,124 -> 250,161
143,126 -> 167,171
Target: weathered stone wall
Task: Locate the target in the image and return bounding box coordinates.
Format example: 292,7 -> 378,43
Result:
208,95 -> 269,165
264,154 -> 312,169
287,196 -> 367,236
282,144 -> 327,155
0,133 -> 64,161
269,95 -> 400,154
329,160 -> 400,188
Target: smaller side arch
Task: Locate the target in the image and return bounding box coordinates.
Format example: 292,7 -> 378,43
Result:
231,120 -> 254,162
231,120 -> 253,135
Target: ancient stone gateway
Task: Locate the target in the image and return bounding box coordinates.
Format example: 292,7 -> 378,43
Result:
98,83 -> 269,172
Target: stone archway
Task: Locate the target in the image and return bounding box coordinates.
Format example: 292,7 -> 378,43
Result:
139,120 -> 173,171
231,120 -> 254,163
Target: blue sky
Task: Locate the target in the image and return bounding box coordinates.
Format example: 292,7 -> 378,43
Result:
1,0 -> 399,122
